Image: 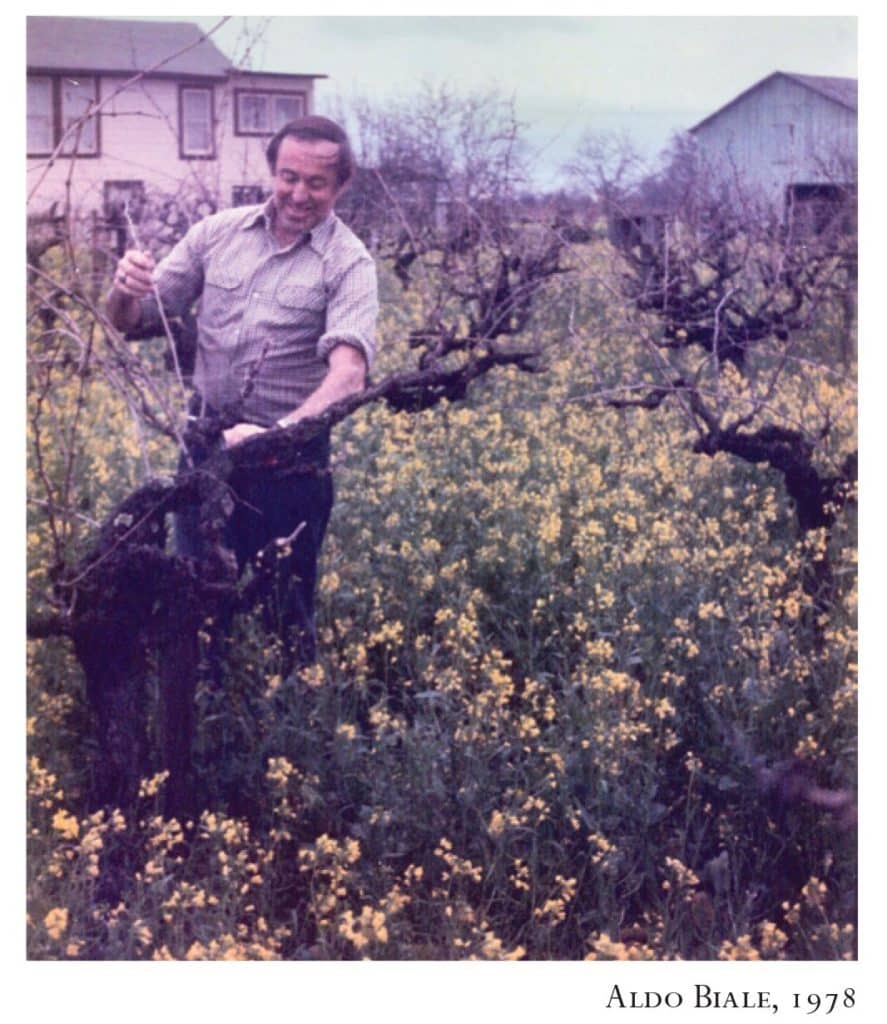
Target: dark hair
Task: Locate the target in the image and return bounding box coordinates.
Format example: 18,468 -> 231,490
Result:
265,115 -> 355,186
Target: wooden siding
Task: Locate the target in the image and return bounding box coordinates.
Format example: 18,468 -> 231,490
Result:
26,73 -> 316,217
691,75 -> 856,205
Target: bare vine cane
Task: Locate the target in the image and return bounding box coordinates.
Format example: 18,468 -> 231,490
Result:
238,328 -> 273,407
122,200 -> 195,468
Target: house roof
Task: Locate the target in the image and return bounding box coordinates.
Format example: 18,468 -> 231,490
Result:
27,16 -> 234,79
689,71 -> 858,134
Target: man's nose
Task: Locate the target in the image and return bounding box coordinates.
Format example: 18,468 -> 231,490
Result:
288,178 -> 309,201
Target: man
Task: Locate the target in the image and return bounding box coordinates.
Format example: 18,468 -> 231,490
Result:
107,116 -> 378,669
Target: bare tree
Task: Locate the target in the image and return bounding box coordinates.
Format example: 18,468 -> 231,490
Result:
563,128 -> 646,218
335,86 -> 569,374
566,132 -> 857,556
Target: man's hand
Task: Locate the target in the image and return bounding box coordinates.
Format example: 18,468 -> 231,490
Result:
224,347 -> 366,447
107,249 -> 156,331
223,423 -> 267,448
113,249 -> 156,300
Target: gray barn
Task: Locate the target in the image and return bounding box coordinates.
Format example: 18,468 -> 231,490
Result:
688,71 -> 857,214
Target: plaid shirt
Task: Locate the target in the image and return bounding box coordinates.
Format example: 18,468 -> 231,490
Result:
141,202 -> 378,426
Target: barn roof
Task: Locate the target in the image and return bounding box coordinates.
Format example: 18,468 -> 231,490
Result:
689,71 -> 858,134
27,16 -> 233,78
784,73 -> 857,110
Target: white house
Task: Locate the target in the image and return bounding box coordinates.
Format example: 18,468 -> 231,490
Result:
688,71 -> 857,212
26,16 -> 326,223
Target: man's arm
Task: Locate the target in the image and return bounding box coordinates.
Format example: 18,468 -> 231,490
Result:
222,344 -> 367,447
224,251 -> 378,448
278,344 -> 367,426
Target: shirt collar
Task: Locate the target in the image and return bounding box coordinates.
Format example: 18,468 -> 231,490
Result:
246,200 -> 337,254
243,202 -> 271,231
306,211 -> 337,255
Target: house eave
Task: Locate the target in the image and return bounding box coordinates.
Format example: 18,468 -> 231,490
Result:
28,65 -> 329,84
27,64 -> 228,83
229,69 -> 329,81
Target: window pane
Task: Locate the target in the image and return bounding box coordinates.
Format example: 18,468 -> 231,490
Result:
60,78 -> 97,154
185,119 -> 211,153
183,89 -> 210,118
232,185 -> 267,206
272,94 -> 303,129
27,77 -> 53,153
238,93 -> 268,133
182,89 -> 212,155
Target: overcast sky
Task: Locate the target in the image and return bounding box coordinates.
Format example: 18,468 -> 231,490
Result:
168,14 -> 857,188
19,9 -> 858,185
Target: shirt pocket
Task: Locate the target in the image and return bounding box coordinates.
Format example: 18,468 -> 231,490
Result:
199,267 -> 245,334
274,282 -> 327,330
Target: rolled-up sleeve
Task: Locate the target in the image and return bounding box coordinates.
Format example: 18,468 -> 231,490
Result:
316,255 -> 379,369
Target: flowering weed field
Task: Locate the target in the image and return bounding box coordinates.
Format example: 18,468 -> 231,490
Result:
27,243 -> 857,960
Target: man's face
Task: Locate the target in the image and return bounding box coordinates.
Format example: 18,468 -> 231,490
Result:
271,136 -> 344,240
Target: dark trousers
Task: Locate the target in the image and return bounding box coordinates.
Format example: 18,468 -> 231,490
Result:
175,409 -> 334,673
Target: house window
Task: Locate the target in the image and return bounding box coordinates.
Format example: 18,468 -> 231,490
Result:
234,90 -> 306,136
28,74 -> 99,157
60,78 -> 98,154
272,94 -> 304,126
238,93 -> 269,133
232,185 -> 268,207
179,86 -> 215,158
27,76 -> 53,154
